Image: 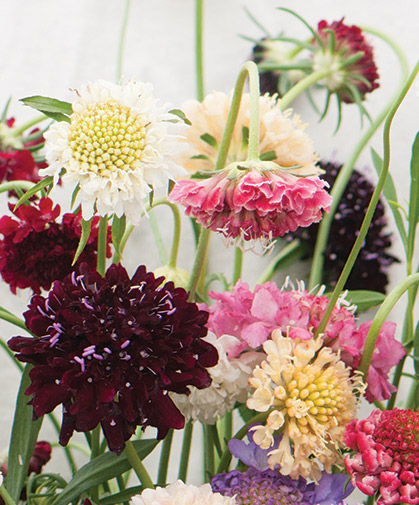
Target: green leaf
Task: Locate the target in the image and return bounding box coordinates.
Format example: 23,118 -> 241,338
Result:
241,126 -> 249,147
408,131 -> 419,257
237,403 -> 258,423
20,96 -> 72,122
14,176 -> 53,210
52,439 -> 159,505
169,108 -> 191,125
371,147 -> 407,248
72,218 -> 92,265
112,214 -> 126,264
335,290 -> 386,312
259,150 -> 276,161
4,365 -> 43,503
200,133 -> 218,148
191,154 -> 210,161
101,486 -> 142,505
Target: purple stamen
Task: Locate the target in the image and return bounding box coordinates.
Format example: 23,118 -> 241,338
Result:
121,340 -> 131,349
93,353 -> 104,360
82,298 -> 95,310
74,356 -> 86,372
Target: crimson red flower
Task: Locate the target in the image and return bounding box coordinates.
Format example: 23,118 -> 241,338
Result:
0,197 -> 110,294
344,409 -> 419,505
169,166 -> 331,251
0,149 -> 43,184
8,263 -> 217,454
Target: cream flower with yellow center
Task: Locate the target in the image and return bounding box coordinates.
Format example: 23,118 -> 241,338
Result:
43,79 -> 186,224
247,330 -> 364,482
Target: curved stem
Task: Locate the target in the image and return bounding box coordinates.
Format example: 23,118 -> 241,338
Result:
0,308 -> 29,333
116,0 -> 132,81
178,421 -> 193,482
11,116 -> 46,137
150,198 -> 182,269
157,430 -> 173,486
124,440 -> 154,489
359,273 -> 419,380
279,68 -> 331,110
316,60 -> 419,337
97,216 -> 108,277
0,181 -> 35,194
195,0 -> 205,101
309,28 -> 409,290
0,485 -> 17,505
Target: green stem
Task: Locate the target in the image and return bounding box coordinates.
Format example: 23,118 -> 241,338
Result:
309,29 -> 409,290
0,180 -> 36,194
0,485 -> 17,505
0,308 -> 29,333
359,273 -> 419,380
97,216 -> 108,277
90,425 -> 101,503
187,227 -> 211,301
116,0 -> 132,81
150,198 -> 182,268
11,116 -> 46,137
195,0 -> 205,101
316,60 -> 419,337
203,424 -> 215,480
157,430 -> 173,486
279,68 -> 331,110
48,413 -> 77,475
178,421 -> 193,481
256,240 -> 306,285
387,354 -> 408,409
220,411 -> 233,447
209,424 -> 223,458
245,61 -> 260,161
124,440 -> 154,489
119,223 -> 135,256
232,248 -> 243,284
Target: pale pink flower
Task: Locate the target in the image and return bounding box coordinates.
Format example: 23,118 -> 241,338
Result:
205,281 -> 404,402
169,166 -> 331,250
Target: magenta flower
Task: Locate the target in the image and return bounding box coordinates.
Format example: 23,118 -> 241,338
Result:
0,197 -> 110,294
344,409 -> 419,505
205,281 -> 404,402
169,167 -> 331,250
8,263 -> 217,454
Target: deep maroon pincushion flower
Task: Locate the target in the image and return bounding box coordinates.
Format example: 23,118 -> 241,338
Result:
344,409 -> 419,505
8,263 -> 217,454
0,197 -> 110,294
289,161 -> 398,293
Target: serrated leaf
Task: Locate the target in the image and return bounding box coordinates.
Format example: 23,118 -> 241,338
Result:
408,132 -> 419,256
371,147 -> 407,248
169,108 -> 191,125
331,290 -> 386,312
259,150 -> 276,161
112,214 -> 126,264
72,218 -> 92,265
52,440 -> 159,505
200,133 -> 217,148
14,176 -> 53,210
4,365 -> 43,503
20,96 -> 72,123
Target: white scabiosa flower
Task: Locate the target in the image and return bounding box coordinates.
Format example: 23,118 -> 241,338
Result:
131,481 -> 236,505
170,332 -> 263,424
43,79 -> 186,224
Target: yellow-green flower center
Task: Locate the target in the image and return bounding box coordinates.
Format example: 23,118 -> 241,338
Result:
69,100 -> 147,175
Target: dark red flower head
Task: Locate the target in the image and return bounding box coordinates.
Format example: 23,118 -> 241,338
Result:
0,197 -> 110,294
8,263 -> 217,454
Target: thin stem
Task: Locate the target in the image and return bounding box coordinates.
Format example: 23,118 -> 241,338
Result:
232,248 -> 243,284
387,355 -> 408,409
11,116 -> 46,137
316,60 -> 419,337
195,0 -> 205,101
0,485 -> 17,505
0,181 -> 36,194
124,440 -> 154,489
256,240 -> 306,285
245,61 -> 260,161
90,425 -> 101,503
209,424 -> 223,458
187,227 -> 211,301
309,29 -> 409,290
0,308 -> 29,333
97,216 -> 108,277
359,273 -> 419,380
48,413 -> 77,475
279,68 -> 331,110
116,0 -> 132,81
157,430 -> 173,486
178,421 -> 193,482
220,411 -> 233,448
203,424 -> 215,480
150,199 -> 182,269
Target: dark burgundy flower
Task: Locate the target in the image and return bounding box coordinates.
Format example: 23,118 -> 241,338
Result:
0,197 -> 110,294
289,161 -> 398,293
8,263 -> 218,454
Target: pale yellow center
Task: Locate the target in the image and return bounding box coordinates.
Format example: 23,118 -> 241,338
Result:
69,100 -> 147,175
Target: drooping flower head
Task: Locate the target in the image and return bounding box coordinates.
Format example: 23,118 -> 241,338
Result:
8,263 -> 217,454
131,481 -> 236,505
170,332 -> 262,424
0,197 -> 110,294
289,160 -> 398,293
169,162 -> 332,251
212,467 -> 353,505
205,280 -> 404,403
344,409 -> 419,505
43,79 -> 186,224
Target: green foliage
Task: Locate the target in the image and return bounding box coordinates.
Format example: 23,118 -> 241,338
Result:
20,95 -> 72,122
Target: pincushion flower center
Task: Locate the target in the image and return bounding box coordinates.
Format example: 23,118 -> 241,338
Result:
69,100 -> 147,175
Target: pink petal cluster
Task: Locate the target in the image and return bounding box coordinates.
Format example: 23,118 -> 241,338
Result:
205,281 -> 404,402
169,168 -> 331,247
344,409 -> 419,505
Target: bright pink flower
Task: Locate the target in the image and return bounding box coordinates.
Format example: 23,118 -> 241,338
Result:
205,281 -> 404,402
344,409 -> 419,505
169,168 -> 331,249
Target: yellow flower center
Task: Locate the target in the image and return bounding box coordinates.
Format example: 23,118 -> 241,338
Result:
69,100 -> 147,175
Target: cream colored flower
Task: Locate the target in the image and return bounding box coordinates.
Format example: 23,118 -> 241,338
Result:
176,91 -> 319,176
247,330 -> 363,482
170,332 -> 262,424
131,481 -> 236,505
43,79 -> 186,224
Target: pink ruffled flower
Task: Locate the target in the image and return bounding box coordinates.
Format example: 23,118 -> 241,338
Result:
344,409 -> 419,505
169,167 -> 331,250
205,281 -> 404,402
